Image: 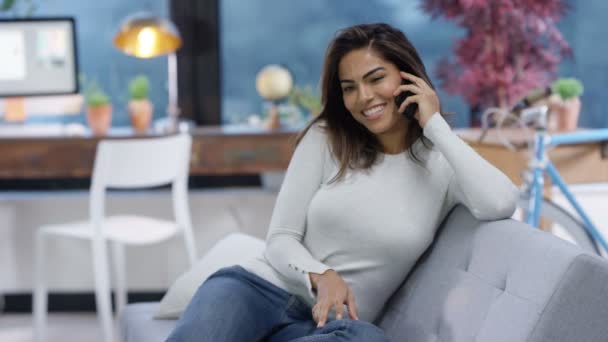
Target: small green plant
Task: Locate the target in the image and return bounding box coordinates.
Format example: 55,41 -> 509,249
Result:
288,85 -> 322,116
128,74 -> 150,100
82,78 -> 111,107
86,90 -> 110,107
551,78 -> 584,101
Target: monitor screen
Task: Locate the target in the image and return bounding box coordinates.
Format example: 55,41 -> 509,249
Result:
0,17 -> 78,97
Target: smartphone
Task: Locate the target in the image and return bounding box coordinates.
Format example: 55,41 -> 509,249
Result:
395,79 -> 417,120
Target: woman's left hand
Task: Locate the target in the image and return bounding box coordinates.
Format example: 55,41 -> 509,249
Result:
393,71 -> 441,128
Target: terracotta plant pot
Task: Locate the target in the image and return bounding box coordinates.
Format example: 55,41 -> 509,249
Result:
128,99 -> 153,134
550,97 -> 581,132
86,104 -> 113,136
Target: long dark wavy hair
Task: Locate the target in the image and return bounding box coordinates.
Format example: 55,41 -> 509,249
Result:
297,23 -> 447,183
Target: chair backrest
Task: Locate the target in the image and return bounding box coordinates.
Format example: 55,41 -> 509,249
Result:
88,133 -> 197,264
91,133 -> 192,190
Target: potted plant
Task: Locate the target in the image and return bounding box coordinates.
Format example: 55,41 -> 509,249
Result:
288,85 -> 322,117
549,78 -> 584,131
84,81 -> 112,136
127,75 -> 153,134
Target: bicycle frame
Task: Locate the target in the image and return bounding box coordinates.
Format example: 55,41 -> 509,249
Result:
524,107 -> 608,253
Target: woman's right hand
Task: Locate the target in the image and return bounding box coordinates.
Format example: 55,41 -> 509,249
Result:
309,269 -> 359,327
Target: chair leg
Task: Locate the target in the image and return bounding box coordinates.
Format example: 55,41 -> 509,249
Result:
92,239 -> 114,342
33,232 -> 48,342
111,241 -> 127,316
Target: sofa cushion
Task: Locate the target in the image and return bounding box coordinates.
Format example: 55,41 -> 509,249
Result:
154,233 -> 265,319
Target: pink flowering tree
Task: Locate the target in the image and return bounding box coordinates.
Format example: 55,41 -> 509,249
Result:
422,0 -> 572,123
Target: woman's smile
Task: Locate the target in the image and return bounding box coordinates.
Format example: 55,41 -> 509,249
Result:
362,103 -> 386,120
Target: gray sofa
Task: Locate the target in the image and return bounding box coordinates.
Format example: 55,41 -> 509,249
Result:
120,205 -> 608,341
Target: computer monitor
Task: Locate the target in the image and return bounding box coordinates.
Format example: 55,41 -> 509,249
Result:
0,17 -> 79,97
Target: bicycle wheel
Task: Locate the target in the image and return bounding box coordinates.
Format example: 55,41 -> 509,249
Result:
516,197 -> 600,255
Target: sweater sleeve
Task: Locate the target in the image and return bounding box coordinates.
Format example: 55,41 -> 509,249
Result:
264,124 -> 332,296
423,113 -> 518,220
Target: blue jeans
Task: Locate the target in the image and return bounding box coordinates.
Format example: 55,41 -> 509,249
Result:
165,266 -> 389,342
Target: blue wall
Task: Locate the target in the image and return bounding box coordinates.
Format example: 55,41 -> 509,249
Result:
558,1 -> 608,128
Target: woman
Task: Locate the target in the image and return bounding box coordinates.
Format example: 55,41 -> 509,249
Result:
167,23 -> 517,341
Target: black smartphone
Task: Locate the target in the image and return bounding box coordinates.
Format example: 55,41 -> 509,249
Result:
395,79 -> 417,120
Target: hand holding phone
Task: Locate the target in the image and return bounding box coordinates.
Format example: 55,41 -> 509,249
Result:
395,79 -> 418,120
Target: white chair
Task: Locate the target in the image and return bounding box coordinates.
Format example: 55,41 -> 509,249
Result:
33,133 -> 197,342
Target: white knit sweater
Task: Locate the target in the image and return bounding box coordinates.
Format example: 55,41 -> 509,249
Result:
241,113 -> 518,322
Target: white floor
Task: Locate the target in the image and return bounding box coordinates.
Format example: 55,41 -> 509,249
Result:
0,313 -> 112,342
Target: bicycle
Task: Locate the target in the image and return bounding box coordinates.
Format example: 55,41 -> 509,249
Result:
479,105 -> 608,256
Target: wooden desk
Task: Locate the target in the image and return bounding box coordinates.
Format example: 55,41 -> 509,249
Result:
455,128 -> 608,186
1,125 -> 605,183
0,126 -> 298,179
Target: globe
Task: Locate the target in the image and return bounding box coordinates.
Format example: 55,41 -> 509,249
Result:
255,64 -> 294,101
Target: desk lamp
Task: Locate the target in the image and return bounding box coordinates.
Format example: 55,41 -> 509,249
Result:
255,64 -> 293,130
113,12 -> 182,132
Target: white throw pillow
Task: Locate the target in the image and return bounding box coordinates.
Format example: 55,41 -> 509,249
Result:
153,233 -> 265,319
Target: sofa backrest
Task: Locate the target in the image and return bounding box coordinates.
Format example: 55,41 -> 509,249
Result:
376,205 -> 608,342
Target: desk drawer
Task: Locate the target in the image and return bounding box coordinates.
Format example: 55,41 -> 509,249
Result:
0,140 -> 96,178
191,134 -> 295,174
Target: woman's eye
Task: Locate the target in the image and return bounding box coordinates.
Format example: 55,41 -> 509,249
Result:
372,76 -> 384,82
342,86 -> 353,92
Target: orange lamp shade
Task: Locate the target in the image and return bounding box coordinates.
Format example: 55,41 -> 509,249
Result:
113,12 -> 182,58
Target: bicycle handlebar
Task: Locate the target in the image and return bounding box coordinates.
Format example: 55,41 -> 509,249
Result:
479,105 -> 608,149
